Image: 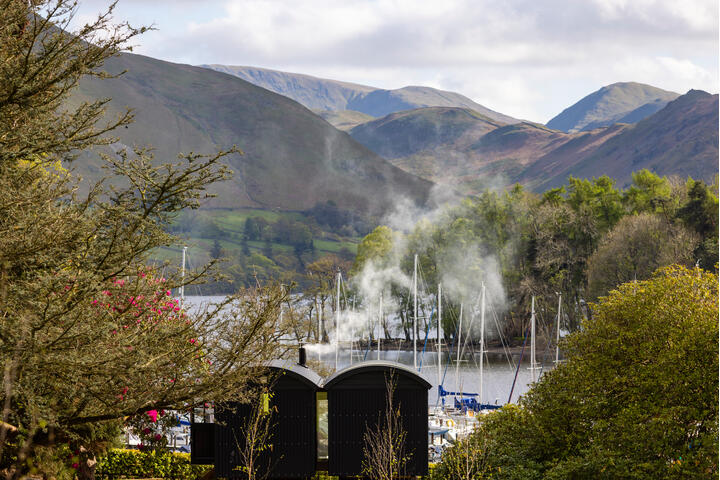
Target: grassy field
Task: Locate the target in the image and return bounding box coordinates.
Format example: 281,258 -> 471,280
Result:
153,208 -> 361,290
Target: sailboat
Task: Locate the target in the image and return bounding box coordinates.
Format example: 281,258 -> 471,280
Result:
438,283 -> 502,413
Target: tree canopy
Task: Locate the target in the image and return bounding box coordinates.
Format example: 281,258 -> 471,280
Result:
441,265 -> 718,478
0,2 -> 288,478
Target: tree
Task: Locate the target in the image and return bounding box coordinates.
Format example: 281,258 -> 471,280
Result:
622,169 -> 674,215
677,179 -> 719,270
234,386 -> 277,480
305,255 -> 351,343
586,213 -> 699,299
210,238 -> 225,260
0,2 -> 287,478
473,265 -> 718,478
361,374 -> 410,480
432,426 -> 492,480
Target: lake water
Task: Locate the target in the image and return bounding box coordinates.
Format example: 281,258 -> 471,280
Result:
184,296 -> 546,406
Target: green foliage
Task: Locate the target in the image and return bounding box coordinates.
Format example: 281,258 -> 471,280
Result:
354,170 -> 717,339
352,225 -> 396,274
586,213 -> 699,299
449,266 -> 719,479
96,449 -> 209,479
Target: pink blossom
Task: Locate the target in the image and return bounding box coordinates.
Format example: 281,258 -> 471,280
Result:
71,463 -> 79,469
189,338 -> 196,344
146,410 -> 158,422
166,290 -> 171,296
154,434 -> 162,441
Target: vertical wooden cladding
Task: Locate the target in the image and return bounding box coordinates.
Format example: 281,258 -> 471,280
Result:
190,423 -> 215,465
214,361 -> 322,479
324,361 -> 431,477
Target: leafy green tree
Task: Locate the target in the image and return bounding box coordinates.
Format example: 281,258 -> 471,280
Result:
677,179 -> 719,270
470,265 -> 718,479
352,225 -> 396,274
0,2 -> 288,478
623,169 -> 674,215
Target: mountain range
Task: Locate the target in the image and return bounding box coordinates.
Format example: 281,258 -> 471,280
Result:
199,65 -> 519,124
346,90 -> 718,193
68,54 -> 718,218
68,53 -> 432,214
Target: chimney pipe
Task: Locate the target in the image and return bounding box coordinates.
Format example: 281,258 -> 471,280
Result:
298,345 -> 307,367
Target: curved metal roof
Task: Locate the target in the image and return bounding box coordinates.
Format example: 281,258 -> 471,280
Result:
264,359 -> 323,388
323,360 -> 432,389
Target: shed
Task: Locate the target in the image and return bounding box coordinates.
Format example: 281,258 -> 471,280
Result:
212,359 -> 322,479
324,361 -> 431,477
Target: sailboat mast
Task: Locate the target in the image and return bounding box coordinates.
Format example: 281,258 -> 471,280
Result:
455,303 -> 463,397
530,295 -> 536,382
480,282 -> 486,406
335,271 -> 340,371
378,291 -> 382,360
180,246 -> 187,310
555,293 -> 562,365
437,283 -> 442,389
350,297 -> 356,365
413,253 -> 418,370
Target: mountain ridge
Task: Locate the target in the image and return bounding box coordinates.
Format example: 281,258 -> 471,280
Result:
346,91 -> 718,193
545,82 -> 680,133
199,64 -> 519,124
69,53 -> 433,214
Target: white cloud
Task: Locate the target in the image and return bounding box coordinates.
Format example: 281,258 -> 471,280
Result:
71,0 -> 719,121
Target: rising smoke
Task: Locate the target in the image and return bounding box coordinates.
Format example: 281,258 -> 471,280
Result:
304,183 -> 510,354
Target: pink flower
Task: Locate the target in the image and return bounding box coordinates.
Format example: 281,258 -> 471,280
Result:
154,434 -> 162,441
146,410 -> 158,422
71,463 -> 79,469
189,338 -> 196,344
166,290 -> 171,296
142,427 -> 151,435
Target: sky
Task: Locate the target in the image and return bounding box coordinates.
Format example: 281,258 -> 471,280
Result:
73,0 -> 719,122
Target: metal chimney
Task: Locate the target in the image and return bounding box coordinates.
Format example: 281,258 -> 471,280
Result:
298,345 -> 307,367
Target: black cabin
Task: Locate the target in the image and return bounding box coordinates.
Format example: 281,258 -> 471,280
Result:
194,358 -> 322,479
324,361 -> 431,477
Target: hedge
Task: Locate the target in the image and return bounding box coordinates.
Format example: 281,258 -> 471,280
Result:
96,449 -> 211,479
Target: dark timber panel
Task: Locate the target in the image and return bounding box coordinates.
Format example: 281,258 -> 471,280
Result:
213,364 -> 320,479
190,423 -> 215,465
326,362 -> 430,477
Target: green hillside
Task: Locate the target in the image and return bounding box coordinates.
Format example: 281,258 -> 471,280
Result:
69,53 -> 432,215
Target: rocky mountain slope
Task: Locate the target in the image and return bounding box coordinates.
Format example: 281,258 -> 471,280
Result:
346,91 -> 718,193
545,82 -> 680,133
